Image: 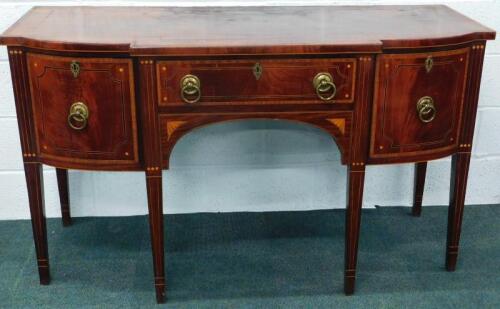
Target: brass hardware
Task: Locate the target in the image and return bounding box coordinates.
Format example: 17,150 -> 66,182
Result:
425,56 -> 433,73
68,102 -> 89,130
313,72 -> 337,101
180,74 -> 201,104
253,63 -> 263,80
70,61 -> 80,78
416,96 -> 436,123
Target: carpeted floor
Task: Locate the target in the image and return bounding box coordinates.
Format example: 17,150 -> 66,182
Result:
0,205 -> 499,308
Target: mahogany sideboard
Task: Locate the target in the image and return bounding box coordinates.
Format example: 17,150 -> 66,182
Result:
0,5 -> 495,303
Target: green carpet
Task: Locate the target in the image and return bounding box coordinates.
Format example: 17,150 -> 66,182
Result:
1,205 -> 499,308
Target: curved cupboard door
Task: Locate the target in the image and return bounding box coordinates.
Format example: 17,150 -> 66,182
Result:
369,48 -> 469,163
27,54 -> 138,169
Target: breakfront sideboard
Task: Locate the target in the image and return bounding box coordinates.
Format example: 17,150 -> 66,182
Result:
0,5 -> 495,303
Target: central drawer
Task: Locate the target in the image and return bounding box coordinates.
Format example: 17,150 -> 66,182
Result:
156,58 -> 356,106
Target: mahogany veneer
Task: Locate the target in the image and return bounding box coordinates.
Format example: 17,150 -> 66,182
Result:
0,5 -> 495,303
370,48 -> 469,162
157,58 -> 356,106
26,54 -> 139,168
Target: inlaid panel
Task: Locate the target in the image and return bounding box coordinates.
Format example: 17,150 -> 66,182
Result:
27,53 -> 138,168
369,48 -> 470,162
157,58 -> 356,107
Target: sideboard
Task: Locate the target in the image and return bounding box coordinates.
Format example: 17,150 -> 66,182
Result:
0,5 -> 495,303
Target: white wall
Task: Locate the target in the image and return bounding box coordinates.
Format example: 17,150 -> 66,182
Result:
0,0 -> 499,220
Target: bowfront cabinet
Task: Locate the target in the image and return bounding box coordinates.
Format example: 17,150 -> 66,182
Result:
370,48 -> 469,162
0,5 -> 495,304
26,54 -> 139,168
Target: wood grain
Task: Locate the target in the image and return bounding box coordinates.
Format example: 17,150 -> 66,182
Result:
8,47 -> 51,285
369,48 -> 469,163
138,58 -> 166,303
446,152 -> 470,271
412,162 -> 427,217
56,168 -> 71,226
445,40 -> 487,272
344,166 -> 365,295
25,163 -> 50,285
0,6 -> 495,54
26,53 -> 139,169
343,55 -> 374,295
157,58 -> 356,106
1,5 -> 495,304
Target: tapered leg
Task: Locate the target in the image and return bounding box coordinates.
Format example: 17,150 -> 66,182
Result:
146,174 -> 166,303
56,168 -> 71,226
344,166 -> 366,295
24,163 -> 50,285
412,162 -> 427,217
446,153 -> 471,271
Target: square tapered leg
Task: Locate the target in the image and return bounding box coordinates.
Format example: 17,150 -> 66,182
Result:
145,174 -> 166,303
412,162 -> 427,217
56,168 -> 72,226
446,153 -> 471,271
344,166 -> 365,295
24,163 -> 50,284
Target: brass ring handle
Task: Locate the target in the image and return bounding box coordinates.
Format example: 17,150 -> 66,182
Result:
416,96 -> 436,123
313,72 -> 337,101
180,74 -> 201,104
67,102 -> 89,130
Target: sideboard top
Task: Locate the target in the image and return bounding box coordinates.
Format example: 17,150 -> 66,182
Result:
0,5 -> 495,55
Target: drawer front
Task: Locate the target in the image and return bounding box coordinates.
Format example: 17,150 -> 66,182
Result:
27,54 -> 138,165
369,48 -> 469,160
157,59 -> 356,106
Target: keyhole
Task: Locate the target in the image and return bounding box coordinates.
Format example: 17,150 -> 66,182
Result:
253,63 -> 263,80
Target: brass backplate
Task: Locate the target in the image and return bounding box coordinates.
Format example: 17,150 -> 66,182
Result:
425,56 -> 433,73
70,61 -> 80,78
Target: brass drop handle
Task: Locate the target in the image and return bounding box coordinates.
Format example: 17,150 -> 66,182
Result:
416,96 -> 436,123
180,74 -> 201,104
68,102 -> 89,130
313,72 -> 337,101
